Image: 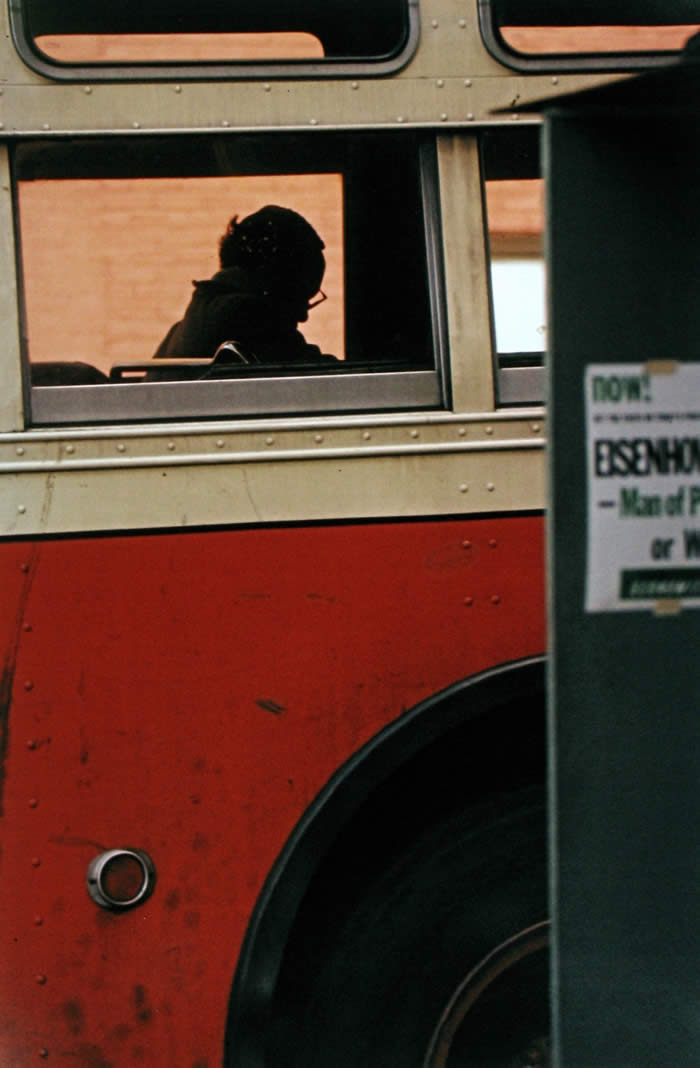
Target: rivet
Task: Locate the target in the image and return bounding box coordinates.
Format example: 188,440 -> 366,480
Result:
491,594 -> 501,605
410,429 -> 419,439
531,422 -> 541,433
309,118 -> 318,125
26,739 -> 37,749
551,76 -> 559,85
42,124 -> 50,131
65,444 -> 75,454
396,115 -> 405,123
16,446 -> 25,455
175,85 -> 182,93
489,539 -> 498,548
24,680 -> 33,691
362,431 -> 371,440
436,79 -> 444,88
35,974 -> 47,985
32,857 -> 41,867
29,798 -> 39,808
314,434 -> 323,444
0,123 -> 5,131
116,443 -> 125,452
458,427 -> 466,437
459,483 -> 469,493
39,1051 -> 49,1060
431,18 -> 439,27
20,563 -> 29,573
132,121 -> 141,129
462,540 -> 471,549
84,86 -> 92,94
485,425 -> 493,435
221,119 -> 230,127
23,623 -> 32,632
487,482 -> 495,492
167,441 -> 175,451
464,78 -> 472,87
467,113 -> 475,121
351,81 -> 359,90
264,83 -> 271,92
458,18 -> 466,27
265,436 -> 275,446
463,596 -> 473,606
511,113 -> 519,121
34,915 -> 43,926
18,504 -> 26,514
440,113 -> 448,121
215,439 -> 225,448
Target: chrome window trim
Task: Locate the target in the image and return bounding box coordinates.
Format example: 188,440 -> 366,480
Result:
29,370 -> 441,426
497,364 -> 544,406
8,0 -> 419,83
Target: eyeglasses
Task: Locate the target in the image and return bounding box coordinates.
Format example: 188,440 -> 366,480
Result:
307,289 -> 327,310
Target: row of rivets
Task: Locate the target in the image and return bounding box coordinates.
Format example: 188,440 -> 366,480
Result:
463,595 -> 502,605
6,421 -> 540,466
24,625 -> 50,1062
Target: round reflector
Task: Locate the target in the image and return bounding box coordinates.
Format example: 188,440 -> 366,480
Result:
87,848 -> 156,910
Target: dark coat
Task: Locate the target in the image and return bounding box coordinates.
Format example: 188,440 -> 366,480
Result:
154,267 -> 335,364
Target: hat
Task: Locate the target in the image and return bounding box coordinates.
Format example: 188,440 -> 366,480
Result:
220,205 -> 326,302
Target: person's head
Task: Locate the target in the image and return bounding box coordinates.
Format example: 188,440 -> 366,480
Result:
219,205 -> 325,322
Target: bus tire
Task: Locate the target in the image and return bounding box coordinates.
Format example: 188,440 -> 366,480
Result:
285,789 -> 548,1068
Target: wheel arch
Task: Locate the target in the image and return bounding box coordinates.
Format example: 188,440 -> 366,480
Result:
223,655 -> 546,1067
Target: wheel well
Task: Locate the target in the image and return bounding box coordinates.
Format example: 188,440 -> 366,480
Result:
224,657 -> 546,1067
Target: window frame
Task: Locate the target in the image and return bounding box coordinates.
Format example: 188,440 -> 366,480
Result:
478,0 -> 700,74
479,126 -> 545,407
15,133 -> 448,427
9,0 -> 420,82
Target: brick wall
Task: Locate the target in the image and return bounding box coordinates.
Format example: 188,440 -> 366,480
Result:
19,174 -> 345,372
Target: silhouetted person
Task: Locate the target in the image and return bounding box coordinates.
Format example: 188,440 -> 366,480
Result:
154,205 -> 335,364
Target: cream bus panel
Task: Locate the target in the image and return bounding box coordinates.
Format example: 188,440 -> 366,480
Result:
0,412 -> 545,536
0,0 -> 621,135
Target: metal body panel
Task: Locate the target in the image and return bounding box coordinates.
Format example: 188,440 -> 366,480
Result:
0,147 -> 23,431
0,514 -> 545,1065
0,0 -> 615,135
0,411 -> 545,536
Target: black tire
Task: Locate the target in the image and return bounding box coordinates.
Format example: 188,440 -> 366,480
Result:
286,790 -> 548,1068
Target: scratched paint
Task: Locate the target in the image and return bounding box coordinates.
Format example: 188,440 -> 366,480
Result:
0,516 -> 544,1063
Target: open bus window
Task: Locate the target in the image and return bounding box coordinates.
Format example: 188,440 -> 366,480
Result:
487,179 -> 545,355
481,127 -> 545,406
15,133 -> 444,425
11,0 -> 417,79
479,0 -> 700,72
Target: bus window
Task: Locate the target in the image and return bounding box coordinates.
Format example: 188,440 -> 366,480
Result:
16,133 -> 444,424
487,179 -> 545,355
479,0 -> 700,72
480,128 -> 544,406
11,0 -> 417,79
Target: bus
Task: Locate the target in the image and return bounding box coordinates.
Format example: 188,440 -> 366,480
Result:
0,3 -> 696,1064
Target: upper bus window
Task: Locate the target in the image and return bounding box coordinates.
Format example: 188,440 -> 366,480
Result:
12,0 -> 416,79
15,133 -> 444,424
481,128 -> 544,406
479,1 -> 700,72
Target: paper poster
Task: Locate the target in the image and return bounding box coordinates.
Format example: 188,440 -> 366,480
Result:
585,362 -> 700,612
